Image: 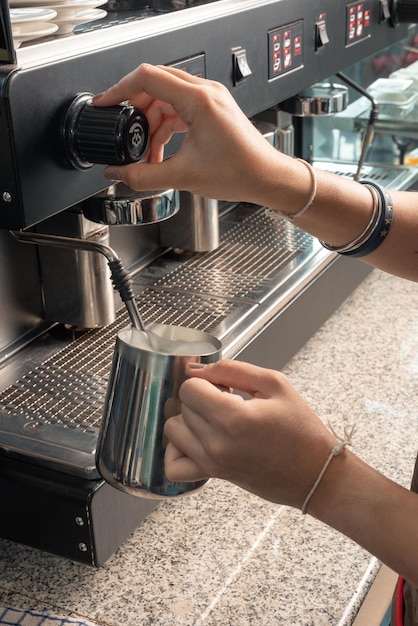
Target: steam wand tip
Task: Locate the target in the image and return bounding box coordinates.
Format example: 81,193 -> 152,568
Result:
108,259 -> 146,332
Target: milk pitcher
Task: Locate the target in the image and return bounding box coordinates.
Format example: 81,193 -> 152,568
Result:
96,323 -> 222,498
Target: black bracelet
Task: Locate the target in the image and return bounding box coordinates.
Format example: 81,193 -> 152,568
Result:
321,181 -> 394,258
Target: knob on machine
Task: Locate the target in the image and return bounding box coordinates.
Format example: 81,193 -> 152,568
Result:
62,93 -> 149,170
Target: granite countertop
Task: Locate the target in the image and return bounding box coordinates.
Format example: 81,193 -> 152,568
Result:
0,268 -> 417,626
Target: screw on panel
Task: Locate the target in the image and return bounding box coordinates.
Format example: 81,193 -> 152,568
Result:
75,517 -> 85,526
78,542 -> 88,552
2,192 -> 12,203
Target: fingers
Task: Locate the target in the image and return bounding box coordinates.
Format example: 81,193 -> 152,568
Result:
97,66 -> 196,187
164,381 -> 234,462
103,157 -> 183,192
184,360 -> 288,399
93,62 -> 280,205
102,91 -> 191,184
145,99 -> 188,136
93,63 -> 203,110
164,414 -> 211,481
165,441 -> 208,482
180,376 -> 242,428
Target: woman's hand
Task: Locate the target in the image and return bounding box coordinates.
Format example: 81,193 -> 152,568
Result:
164,360 -> 418,586
164,360 -> 335,509
94,62 -> 418,282
93,63 -> 282,204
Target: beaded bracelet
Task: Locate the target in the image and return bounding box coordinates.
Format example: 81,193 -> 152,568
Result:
320,181 -> 394,258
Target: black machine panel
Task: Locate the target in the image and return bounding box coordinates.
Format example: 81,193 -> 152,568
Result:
0,0 -> 413,229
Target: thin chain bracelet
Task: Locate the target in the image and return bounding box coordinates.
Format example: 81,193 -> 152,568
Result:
301,422 -> 356,516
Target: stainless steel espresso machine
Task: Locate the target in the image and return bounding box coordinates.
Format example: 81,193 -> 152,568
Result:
0,0 -> 417,566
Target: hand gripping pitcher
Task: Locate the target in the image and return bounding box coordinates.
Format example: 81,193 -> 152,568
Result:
96,323 -> 222,498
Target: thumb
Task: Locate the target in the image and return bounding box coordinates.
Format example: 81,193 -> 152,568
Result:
103,158 -> 181,193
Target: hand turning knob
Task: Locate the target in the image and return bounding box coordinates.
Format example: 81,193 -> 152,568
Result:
62,93 -> 149,170
391,0 -> 418,22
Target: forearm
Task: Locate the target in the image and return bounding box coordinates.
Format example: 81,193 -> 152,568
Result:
95,64 -> 418,281
307,449 -> 418,586
254,152 -> 418,281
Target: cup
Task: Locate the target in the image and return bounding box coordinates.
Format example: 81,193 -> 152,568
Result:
96,323 -> 222,498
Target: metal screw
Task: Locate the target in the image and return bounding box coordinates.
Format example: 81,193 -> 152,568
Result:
78,542 -> 88,552
75,517 -> 85,526
2,192 -> 12,203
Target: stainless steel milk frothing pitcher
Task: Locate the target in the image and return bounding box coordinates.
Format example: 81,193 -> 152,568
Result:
96,323 -> 222,498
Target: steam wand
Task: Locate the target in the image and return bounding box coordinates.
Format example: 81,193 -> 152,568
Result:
10,230 -> 145,332
336,72 -> 379,182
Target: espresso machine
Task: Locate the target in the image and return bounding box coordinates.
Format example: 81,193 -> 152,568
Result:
0,0 -> 417,566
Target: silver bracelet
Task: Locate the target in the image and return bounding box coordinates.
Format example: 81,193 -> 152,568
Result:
274,159 -> 317,221
320,181 -> 393,258
320,183 -> 382,254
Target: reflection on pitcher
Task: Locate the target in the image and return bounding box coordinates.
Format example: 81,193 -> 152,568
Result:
96,323 -> 222,498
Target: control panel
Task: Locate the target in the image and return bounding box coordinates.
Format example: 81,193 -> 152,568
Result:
346,1 -> 372,45
268,21 -> 303,80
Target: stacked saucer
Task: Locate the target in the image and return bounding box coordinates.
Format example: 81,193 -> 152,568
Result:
9,7 -> 58,47
9,0 -> 107,45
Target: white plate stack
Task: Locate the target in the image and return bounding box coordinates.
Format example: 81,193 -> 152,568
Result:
9,0 -> 107,46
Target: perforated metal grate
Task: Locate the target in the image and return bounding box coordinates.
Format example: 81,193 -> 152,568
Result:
0,321 -> 124,433
313,160 -> 418,189
133,207 -> 313,304
0,205 -> 326,473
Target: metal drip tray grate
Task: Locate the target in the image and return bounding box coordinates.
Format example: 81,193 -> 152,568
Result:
0,204 -> 329,476
313,160 -> 418,189
133,206 -> 315,304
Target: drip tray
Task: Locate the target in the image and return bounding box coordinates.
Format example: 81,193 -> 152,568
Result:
313,159 -> 418,189
0,204 -> 329,477
4,158 -> 416,478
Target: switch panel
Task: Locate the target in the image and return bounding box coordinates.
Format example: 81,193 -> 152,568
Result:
315,12 -> 330,50
379,0 -> 391,22
268,21 -> 303,80
232,47 -> 252,84
346,1 -> 372,45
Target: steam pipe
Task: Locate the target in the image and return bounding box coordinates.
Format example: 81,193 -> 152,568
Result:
10,230 -> 145,332
336,72 -> 380,182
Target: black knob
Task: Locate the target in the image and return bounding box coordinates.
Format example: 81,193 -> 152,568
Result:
391,0 -> 418,22
62,93 -> 149,170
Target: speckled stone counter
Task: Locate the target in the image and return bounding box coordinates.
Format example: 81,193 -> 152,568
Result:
0,269 -> 417,626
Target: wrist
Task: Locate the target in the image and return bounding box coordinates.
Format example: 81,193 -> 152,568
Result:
252,153 -> 314,216
258,155 -> 375,249
301,424 -> 355,515
305,448 -> 360,522
274,159 -> 317,222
